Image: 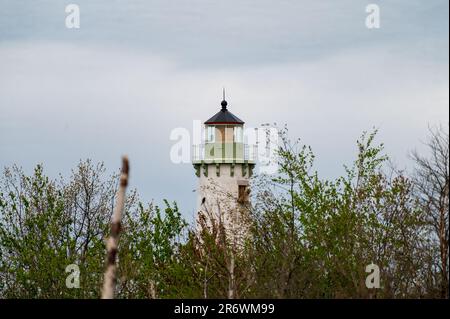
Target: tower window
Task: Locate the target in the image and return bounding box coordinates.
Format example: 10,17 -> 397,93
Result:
238,185 -> 249,203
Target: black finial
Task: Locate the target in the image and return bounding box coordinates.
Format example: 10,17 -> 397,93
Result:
221,88 -> 227,110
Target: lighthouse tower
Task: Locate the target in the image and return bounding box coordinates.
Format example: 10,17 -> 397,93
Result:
192,92 -> 256,242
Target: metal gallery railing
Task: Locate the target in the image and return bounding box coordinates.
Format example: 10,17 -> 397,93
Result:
192,143 -> 257,163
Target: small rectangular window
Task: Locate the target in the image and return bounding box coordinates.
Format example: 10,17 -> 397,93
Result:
238,185 -> 248,203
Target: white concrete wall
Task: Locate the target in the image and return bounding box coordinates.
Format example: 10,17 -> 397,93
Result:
196,163 -> 252,246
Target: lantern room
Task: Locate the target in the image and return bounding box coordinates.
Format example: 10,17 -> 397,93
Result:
192,95 -> 256,165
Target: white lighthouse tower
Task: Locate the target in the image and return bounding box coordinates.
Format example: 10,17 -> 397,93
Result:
192,92 -> 256,243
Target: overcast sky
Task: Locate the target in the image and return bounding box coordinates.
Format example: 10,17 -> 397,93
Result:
0,0 -> 448,219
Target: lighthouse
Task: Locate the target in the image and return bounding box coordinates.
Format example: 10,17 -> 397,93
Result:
192,91 -> 256,243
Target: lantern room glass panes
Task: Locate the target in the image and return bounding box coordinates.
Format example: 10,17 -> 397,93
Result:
233,126 -> 243,143
206,126 -> 215,143
205,125 -> 243,143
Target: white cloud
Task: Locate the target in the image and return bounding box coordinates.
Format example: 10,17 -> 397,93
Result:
0,41 -> 448,218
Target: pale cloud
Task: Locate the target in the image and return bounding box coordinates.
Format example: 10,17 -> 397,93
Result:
0,41 -> 448,217
0,0 -> 448,219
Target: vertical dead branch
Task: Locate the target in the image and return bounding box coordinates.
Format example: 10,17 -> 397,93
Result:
101,156 -> 129,299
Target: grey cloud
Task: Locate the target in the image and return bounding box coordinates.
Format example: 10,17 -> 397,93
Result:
0,1 -> 448,220
0,42 -> 448,218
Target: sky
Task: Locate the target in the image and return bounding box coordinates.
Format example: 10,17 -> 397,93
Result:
0,0 -> 448,220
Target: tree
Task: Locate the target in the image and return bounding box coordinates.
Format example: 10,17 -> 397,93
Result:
0,160 -> 191,299
117,200 -> 189,298
411,125 -> 449,298
0,165 -> 70,297
248,129 -> 431,298
0,127 -> 447,299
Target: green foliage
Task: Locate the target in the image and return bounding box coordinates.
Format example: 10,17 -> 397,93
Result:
0,162 -> 190,298
248,128 -> 434,298
0,128 -> 446,298
117,200 -> 189,298
0,165 -> 71,298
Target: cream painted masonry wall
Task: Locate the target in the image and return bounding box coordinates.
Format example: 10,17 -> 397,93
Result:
196,163 -> 252,243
